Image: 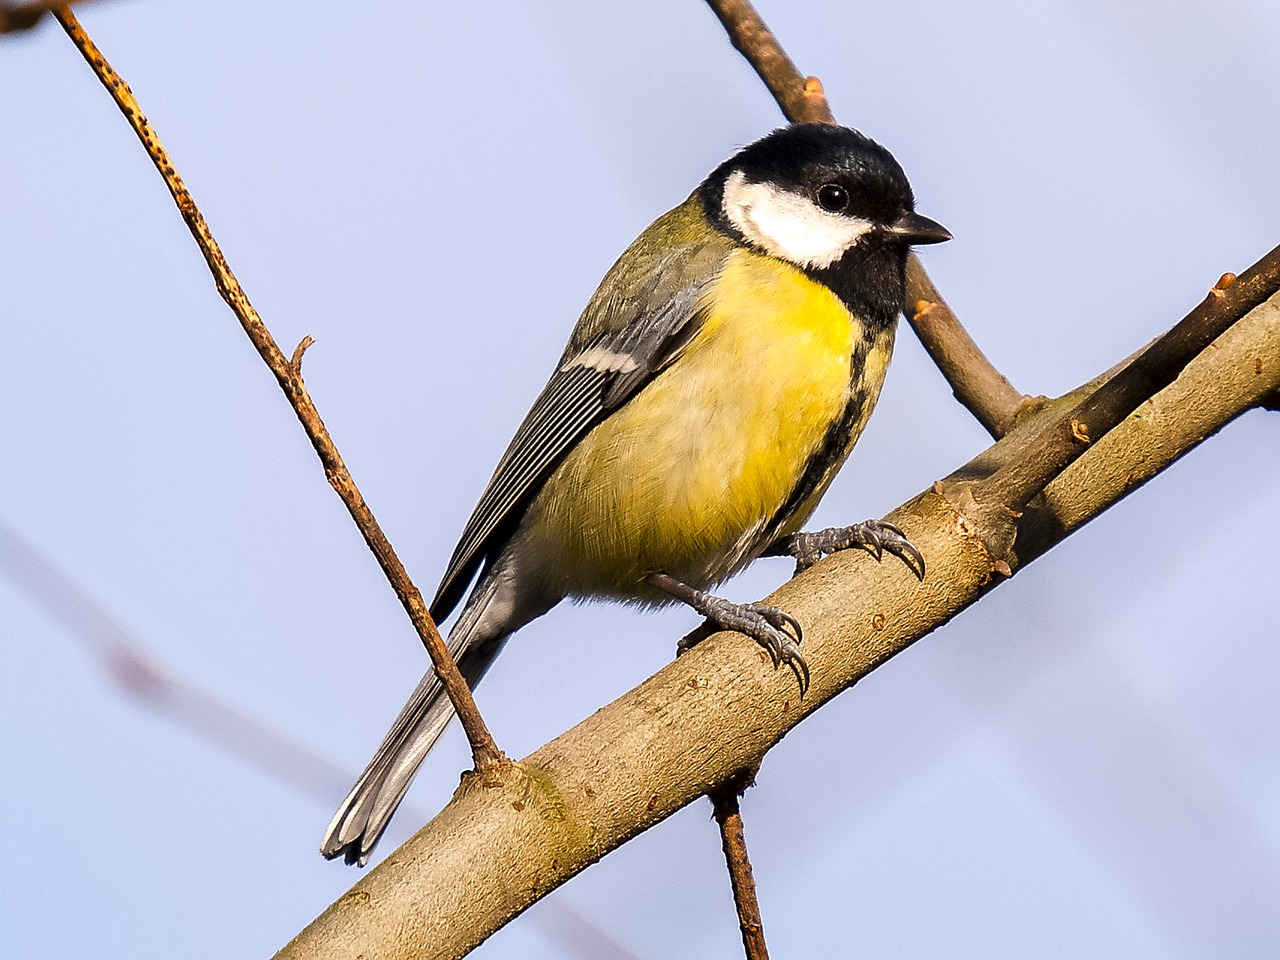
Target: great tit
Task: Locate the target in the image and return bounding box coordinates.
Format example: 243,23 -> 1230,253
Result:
322,123 -> 950,865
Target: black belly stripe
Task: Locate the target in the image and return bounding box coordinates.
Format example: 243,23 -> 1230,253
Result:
759,332 -> 878,546
751,240 -> 906,549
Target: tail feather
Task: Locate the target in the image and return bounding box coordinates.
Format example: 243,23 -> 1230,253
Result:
321,576 -> 508,866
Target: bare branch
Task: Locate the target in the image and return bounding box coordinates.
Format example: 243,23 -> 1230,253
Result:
51,7 -> 504,773
977,253 -> 1280,520
703,0 -> 834,124
710,775 -> 771,960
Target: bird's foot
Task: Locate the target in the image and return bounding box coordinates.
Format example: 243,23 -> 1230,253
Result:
652,572 -> 808,693
772,519 -> 925,580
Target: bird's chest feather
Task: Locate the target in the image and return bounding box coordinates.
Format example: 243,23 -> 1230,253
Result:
663,251 -> 864,503
530,250 -> 890,593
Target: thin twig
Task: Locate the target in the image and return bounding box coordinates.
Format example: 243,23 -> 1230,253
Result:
704,0 -> 833,124
704,0 -> 1026,437
51,6 -> 504,773
710,776 -> 770,960
978,250 -> 1280,515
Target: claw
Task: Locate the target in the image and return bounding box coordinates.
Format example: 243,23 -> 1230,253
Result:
883,536 -> 926,580
649,572 -> 810,695
753,620 -> 782,668
737,607 -> 807,691
753,604 -> 803,644
776,635 -> 809,691
876,520 -> 906,538
774,519 -> 925,581
782,609 -> 803,642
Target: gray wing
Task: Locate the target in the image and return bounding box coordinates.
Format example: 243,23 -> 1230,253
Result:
429,214 -> 731,623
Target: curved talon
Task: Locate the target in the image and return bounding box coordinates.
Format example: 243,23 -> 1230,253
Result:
725,603 -> 809,694
865,520 -> 924,578
647,573 -> 810,694
876,520 -> 906,538
755,604 -> 803,644
752,620 -> 783,668
747,613 -> 807,692
786,648 -> 810,692
884,537 -> 926,580
776,519 -> 925,581
781,609 -> 803,643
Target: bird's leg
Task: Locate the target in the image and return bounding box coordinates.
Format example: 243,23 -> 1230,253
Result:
766,519 -> 925,580
650,572 -> 809,694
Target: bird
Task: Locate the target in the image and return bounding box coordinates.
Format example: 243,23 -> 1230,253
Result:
322,122 -> 950,865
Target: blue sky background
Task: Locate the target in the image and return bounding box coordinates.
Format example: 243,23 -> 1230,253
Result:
3,1 -> 1279,957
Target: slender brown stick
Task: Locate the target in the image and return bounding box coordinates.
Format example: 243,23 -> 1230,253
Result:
704,0 -> 1026,438
704,0 -> 834,124
978,249 -> 1280,514
51,7 -> 504,773
711,778 -> 770,960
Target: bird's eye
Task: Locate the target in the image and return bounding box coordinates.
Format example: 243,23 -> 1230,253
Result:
816,183 -> 849,213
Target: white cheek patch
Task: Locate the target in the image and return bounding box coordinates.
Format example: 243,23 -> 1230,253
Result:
562,345 -> 640,375
721,169 -> 873,269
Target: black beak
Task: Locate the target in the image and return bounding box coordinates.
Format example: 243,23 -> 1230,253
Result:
885,211 -> 952,245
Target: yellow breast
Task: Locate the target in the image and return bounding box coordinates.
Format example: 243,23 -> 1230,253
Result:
522,248 -> 888,598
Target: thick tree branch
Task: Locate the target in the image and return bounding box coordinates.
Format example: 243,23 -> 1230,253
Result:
51,7 -> 504,773
274,284 -> 1280,957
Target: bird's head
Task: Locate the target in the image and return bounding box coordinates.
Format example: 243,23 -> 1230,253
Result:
701,123 -> 950,273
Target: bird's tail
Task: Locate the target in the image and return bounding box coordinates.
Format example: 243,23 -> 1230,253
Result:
320,578 -> 506,866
